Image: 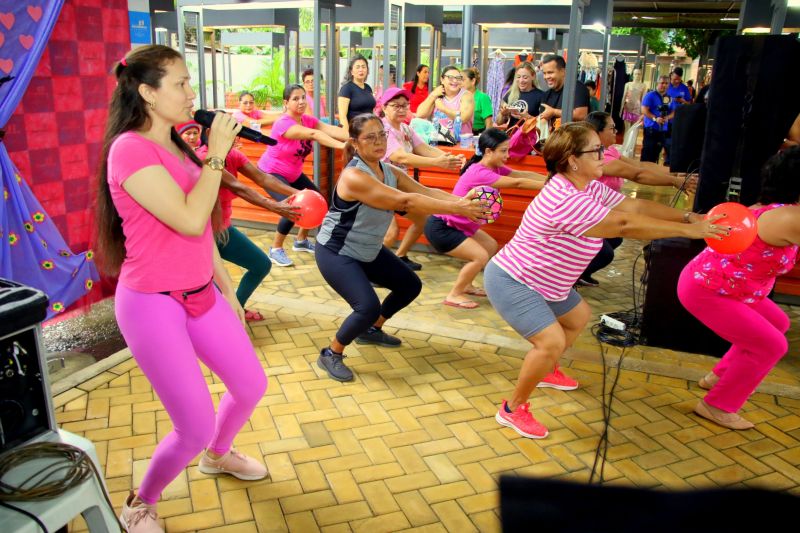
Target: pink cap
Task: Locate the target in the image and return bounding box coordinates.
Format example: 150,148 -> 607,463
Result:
379,87 -> 412,107
175,121 -> 201,135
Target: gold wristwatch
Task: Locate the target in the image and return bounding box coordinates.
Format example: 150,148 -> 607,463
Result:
203,156 -> 225,171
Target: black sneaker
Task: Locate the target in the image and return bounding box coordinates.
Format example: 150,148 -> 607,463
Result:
399,256 -> 422,271
355,326 -> 402,347
317,347 -> 354,382
576,275 -> 600,287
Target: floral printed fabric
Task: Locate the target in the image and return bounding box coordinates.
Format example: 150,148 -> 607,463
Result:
688,204 -> 798,304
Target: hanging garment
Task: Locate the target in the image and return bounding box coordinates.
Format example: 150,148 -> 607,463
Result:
514,53 -> 533,67
486,57 -> 507,117
610,59 -> 627,135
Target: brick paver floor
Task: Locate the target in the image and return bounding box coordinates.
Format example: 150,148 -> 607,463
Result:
60,185 -> 800,532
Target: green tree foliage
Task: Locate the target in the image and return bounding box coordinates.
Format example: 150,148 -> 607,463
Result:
613,27 -> 732,60
612,27 -> 673,55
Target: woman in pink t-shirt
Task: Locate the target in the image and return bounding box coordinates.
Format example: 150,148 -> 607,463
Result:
424,128 -> 545,309
256,84 -> 349,267
485,123 -> 727,440
578,111 -> 700,286
232,90 -> 276,127
678,148 -> 800,430
177,120 -> 299,322
94,46 -> 269,533
379,87 -> 466,271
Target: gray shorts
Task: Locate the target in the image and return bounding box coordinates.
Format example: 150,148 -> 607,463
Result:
484,260 -> 582,338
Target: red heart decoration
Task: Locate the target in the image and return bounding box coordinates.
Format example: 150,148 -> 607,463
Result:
0,58 -> 13,74
19,35 -> 34,50
0,32 -> 4,48
27,6 -> 43,22
0,12 -> 15,30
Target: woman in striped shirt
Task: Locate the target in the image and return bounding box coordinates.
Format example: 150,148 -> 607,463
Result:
485,122 -> 728,439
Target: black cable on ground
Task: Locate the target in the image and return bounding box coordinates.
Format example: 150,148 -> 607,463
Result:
0,442 -> 123,532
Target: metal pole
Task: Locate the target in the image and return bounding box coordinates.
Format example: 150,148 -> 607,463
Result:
178,5 -> 186,57
383,0 -> 391,91
313,0 -> 322,189
562,0 -> 584,123
210,30 -> 218,109
327,6 -> 337,196
600,27 -> 610,106
294,30 -> 300,85
227,46 -> 232,94
480,27 -> 489,91
197,11 -> 206,110
397,4 -> 404,87
429,26 -> 436,90
770,0 -> 788,34
284,31 -> 291,85
461,5 -> 473,69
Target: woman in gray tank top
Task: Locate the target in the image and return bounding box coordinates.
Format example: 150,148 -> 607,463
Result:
313,114 -> 488,382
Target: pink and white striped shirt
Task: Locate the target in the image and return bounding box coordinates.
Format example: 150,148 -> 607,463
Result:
493,174 -> 625,301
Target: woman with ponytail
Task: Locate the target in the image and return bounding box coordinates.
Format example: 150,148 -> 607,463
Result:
257,84 -> 348,267
424,128 -> 546,309
95,45 -> 269,533
313,114 -> 486,382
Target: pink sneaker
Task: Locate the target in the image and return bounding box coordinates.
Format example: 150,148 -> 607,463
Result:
120,491 -> 163,533
536,364 -> 579,390
495,400 -> 549,439
198,448 -> 269,481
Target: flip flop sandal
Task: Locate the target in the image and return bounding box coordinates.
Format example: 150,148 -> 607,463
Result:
443,299 -> 479,309
464,287 -> 487,297
245,309 -> 265,322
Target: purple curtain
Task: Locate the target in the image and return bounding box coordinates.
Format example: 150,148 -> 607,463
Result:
1,1 -> 98,318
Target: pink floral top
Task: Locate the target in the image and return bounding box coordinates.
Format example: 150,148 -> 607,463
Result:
688,203 -> 798,303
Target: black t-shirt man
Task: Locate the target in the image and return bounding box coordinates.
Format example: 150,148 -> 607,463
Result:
540,81 -> 590,115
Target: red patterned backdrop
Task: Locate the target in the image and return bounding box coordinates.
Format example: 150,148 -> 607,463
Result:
4,0 -> 130,301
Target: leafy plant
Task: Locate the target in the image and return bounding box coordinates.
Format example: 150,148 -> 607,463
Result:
613,27 -> 673,55
243,52 -> 290,107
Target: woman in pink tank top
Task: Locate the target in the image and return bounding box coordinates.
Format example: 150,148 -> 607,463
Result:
415,65 -> 475,138
678,147 -> 800,431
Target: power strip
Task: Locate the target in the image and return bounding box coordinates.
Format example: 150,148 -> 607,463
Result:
600,314 -> 626,331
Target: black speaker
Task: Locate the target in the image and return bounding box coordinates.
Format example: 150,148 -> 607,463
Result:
669,103 -> 706,174
639,238 -> 729,357
500,476 -> 799,533
694,35 -> 800,213
0,279 -> 57,454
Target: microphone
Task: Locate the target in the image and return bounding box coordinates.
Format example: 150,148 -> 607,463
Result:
193,109 -> 277,146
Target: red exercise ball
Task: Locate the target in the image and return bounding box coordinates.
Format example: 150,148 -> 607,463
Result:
704,202 -> 758,254
288,189 -> 328,229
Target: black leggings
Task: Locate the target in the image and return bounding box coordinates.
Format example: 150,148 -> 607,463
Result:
315,244 -> 422,346
583,238 -> 624,278
266,173 -> 320,235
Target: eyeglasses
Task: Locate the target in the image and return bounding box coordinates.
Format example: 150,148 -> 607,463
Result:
387,103 -> 410,110
443,74 -> 464,81
605,125 -> 617,133
576,146 -> 605,160
359,131 -> 389,144
241,100 -> 255,105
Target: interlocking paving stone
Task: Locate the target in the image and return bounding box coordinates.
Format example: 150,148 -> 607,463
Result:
59,189 -> 800,531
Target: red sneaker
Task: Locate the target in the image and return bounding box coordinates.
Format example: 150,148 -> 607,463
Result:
495,400 -> 549,439
537,364 -> 579,390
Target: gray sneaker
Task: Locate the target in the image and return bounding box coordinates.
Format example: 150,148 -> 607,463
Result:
269,248 -> 293,267
292,239 -> 315,253
355,326 -> 401,347
317,347 -> 354,382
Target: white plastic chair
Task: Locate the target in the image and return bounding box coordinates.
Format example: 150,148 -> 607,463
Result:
0,430 -> 119,532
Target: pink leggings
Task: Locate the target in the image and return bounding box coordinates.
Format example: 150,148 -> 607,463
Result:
115,284 -> 267,504
677,269 -> 789,413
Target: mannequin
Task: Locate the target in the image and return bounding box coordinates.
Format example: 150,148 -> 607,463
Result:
620,68 -> 647,132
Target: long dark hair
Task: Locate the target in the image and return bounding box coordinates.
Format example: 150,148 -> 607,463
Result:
461,128 -> 509,175
758,145 -> 800,205
342,113 -> 383,166
94,45 -> 208,276
342,54 -> 369,86
411,64 -> 428,94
